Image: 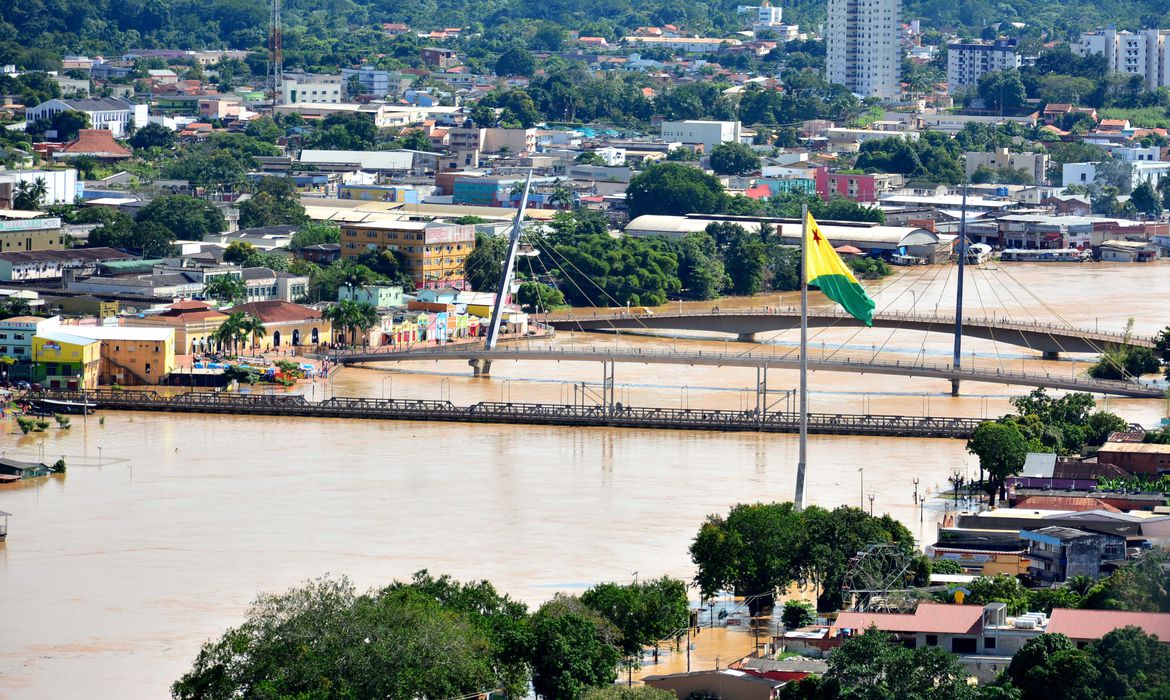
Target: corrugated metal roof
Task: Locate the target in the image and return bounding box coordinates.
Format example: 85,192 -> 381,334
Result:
1047,609 -> 1170,641
833,603 -> 983,635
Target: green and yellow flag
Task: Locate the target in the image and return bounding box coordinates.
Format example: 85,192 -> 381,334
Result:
805,213 -> 875,326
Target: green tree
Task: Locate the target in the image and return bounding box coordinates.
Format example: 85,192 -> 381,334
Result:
172,576 -> 506,700
12,178 -> 48,210
289,222 -> 341,250
129,122 -> 175,150
50,109 -> 90,141
672,231 -> 726,300
724,228 -> 768,296
135,195 -> 226,240
581,686 -> 674,700
238,177 -> 308,229
496,47 -> 536,77
978,70 -> 1027,114
821,627 -> 974,700
530,594 -> 621,700
244,116 -> 282,143
576,151 -> 606,166
709,141 -> 761,175
967,421 -> 1028,505
626,162 -> 727,219
465,232 -> 508,292
516,281 -> 565,313
781,600 -> 816,629
581,578 -> 688,658
203,275 -> 247,305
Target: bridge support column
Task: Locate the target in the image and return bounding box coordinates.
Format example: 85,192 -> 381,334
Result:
470,359 -> 492,377
1042,351 -> 1059,360
737,332 -> 757,342
950,379 -> 961,397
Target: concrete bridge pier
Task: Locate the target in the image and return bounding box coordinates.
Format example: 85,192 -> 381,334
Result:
470,359 -> 493,377
737,332 -> 757,342
950,379 -> 961,397
1042,351 -> 1060,360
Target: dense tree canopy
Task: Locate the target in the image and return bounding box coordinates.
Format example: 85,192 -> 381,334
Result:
626,162 -> 727,219
135,195 -> 226,241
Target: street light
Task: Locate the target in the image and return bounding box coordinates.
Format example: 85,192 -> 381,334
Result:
858,467 -> 864,509
381,375 -> 393,400
868,493 -> 875,515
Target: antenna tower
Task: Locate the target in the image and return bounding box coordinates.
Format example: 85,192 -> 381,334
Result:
270,0 -> 283,107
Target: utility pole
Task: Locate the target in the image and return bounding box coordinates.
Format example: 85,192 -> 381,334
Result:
951,182 -> 968,396
270,0 -> 283,108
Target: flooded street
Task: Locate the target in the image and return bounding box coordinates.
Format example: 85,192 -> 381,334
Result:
1,262 -> 1168,698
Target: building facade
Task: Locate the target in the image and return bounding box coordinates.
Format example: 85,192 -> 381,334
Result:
339,219 -> 476,290
826,0 -> 900,99
965,148 -> 1049,185
25,98 -> 147,138
1077,29 -> 1170,89
0,169 -> 81,207
0,217 -> 65,253
659,120 -> 743,151
281,74 -> 343,104
62,325 -> 176,386
30,329 -> 100,389
947,40 -> 1022,93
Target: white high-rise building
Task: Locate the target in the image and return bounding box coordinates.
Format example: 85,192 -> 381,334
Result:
947,40 -> 1022,93
826,0 -> 900,100
1076,29 -> 1170,90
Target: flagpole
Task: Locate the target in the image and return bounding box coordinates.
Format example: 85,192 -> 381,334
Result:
795,203 -> 809,511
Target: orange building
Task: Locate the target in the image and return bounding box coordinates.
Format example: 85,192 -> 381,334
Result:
339,218 -> 475,290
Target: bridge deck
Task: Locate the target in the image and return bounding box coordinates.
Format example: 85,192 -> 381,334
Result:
546,309 -> 1153,355
333,345 -> 1164,398
38,390 -> 986,439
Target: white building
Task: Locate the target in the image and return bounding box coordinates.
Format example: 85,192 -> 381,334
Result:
660,120 -> 743,152
826,0 -> 900,100
281,73 -> 343,104
947,40 -> 1022,93
1076,29 -> 1170,89
595,147 -> 627,166
1062,160 -> 1170,190
25,98 -> 147,138
965,148 -> 1049,185
0,169 -> 80,205
340,66 -> 393,97
622,36 -> 741,54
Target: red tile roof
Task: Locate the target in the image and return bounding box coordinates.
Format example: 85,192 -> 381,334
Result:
1047,609 -> 1170,641
231,300 -> 323,324
833,603 -> 984,636
60,129 -> 131,158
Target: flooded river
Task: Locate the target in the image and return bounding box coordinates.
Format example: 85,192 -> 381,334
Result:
1,262 -> 1168,698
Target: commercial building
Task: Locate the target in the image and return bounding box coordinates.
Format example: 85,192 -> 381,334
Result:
230,300 -> 331,349
1076,29 -> 1170,90
1022,526 -> 1126,584
659,120 -> 743,152
0,216 -> 66,253
947,40 -> 1022,93
25,97 -> 147,138
281,73 -> 343,104
0,169 -> 81,207
825,0 -> 899,99
61,325 -> 176,385
338,284 -> 405,309
339,219 -> 476,290
123,300 -> 228,355
0,247 -> 135,282
340,66 -> 394,97
0,315 -> 61,380
30,328 -> 100,389
965,148 -> 1049,185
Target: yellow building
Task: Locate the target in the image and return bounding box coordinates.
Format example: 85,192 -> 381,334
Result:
32,330 -> 100,389
123,300 -> 228,355
62,325 -> 176,385
0,215 -> 65,253
231,300 -> 332,350
339,218 -> 475,290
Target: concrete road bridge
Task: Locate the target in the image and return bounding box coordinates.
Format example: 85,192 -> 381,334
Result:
544,308 -> 1154,358
331,344 -> 1166,399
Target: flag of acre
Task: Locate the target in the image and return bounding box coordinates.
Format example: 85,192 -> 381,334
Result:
804,213 -> 875,326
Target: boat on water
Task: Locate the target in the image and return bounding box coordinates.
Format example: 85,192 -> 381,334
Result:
965,243 -> 993,264
999,248 -> 1091,262
30,397 -> 96,415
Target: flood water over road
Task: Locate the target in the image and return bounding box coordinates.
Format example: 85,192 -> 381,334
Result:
1,262 -> 1167,698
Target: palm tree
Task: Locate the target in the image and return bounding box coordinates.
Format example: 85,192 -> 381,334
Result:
349,302 -> 379,347
322,304 -> 350,346
238,314 -> 267,354
13,178 -> 48,210
549,187 -> 573,210
203,275 -> 247,306
213,312 -> 244,356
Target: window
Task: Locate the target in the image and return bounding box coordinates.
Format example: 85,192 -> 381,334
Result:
984,637 -> 997,650
925,635 -> 938,647
951,637 -> 977,654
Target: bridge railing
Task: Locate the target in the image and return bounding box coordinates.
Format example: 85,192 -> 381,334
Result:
335,344 -> 1157,393
548,308 -> 1143,343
